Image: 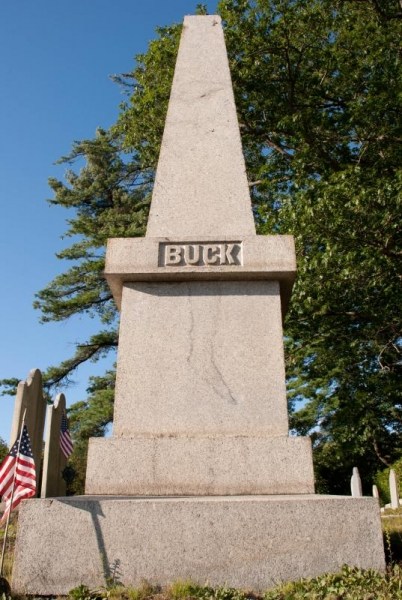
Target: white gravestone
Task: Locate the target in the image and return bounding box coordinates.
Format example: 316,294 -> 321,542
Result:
351,467 -> 363,497
389,468 -> 400,509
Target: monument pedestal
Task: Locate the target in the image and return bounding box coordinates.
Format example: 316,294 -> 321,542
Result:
12,494 -> 384,595
85,435 -> 314,495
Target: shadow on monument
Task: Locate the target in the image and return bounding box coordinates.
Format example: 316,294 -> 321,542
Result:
127,281 -> 278,297
58,498 -> 122,586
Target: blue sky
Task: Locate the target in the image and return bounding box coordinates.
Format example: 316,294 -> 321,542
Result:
0,0 -> 217,444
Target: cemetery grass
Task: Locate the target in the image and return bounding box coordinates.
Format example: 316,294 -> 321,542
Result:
0,514 -> 17,582
3,567 -> 402,600
382,507 -> 402,564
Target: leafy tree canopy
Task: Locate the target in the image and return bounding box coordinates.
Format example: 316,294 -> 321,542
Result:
0,437 -> 8,464
2,0 -> 401,493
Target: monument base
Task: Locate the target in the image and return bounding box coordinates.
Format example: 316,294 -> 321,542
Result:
12,495 -> 384,595
85,435 -> 314,495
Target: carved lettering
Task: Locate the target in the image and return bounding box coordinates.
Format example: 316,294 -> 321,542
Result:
184,244 -> 200,265
225,243 -> 237,265
204,244 -> 221,265
160,242 -> 242,267
165,245 -> 183,265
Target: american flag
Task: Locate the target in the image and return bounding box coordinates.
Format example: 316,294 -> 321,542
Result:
60,411 -> 73,459
0,425 -> 36,525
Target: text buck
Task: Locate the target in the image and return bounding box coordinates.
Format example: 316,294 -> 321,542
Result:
160,242 -> 242,267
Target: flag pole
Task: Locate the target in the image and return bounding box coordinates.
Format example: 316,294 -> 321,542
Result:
0,408 -> 28,578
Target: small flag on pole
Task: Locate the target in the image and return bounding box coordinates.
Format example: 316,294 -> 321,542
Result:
60,411 -> 73,459
0,425 -> 36,525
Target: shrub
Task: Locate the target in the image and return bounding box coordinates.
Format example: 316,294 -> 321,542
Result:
264,565 -> 402,600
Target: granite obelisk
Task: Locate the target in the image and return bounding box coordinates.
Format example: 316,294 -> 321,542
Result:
12,16 -> 384,594
85,14 -> 313,496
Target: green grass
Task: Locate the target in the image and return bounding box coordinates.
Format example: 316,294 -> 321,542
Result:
5,570 -> 402,600
382,507 -> 402,564
0,514 -> 18,583
46,568 -> 402,600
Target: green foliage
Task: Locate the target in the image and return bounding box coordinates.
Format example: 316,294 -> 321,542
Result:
195,4 -> 209,15
65,370 -> 116,495
114,25 -> 181,167
0,28 -> 181,475
0,514 -> 18,583
69,584 -> 90,600
169,580 -> 202,600
121,581 -> 160,600
220,0 -> 402,491
67,581 -> 161,600
204,588 -> 248,600
376,458 -> 402,506
264,565 -> 402,599
31,128 -> 151,396
382,509 -> 402,564
66,579 -> 251,600
0,437 -> 8,463
69,584 -> 95,600
0,379 -> 19,398
168,581 -> 247,600
47,569 -> 402,600
66,582 -> 251,600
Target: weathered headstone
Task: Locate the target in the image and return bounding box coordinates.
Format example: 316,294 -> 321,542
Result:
41,394 -> 67,498
372,484 -> 380,499
351,467 -> 363,497
12,16 -> 385,594
9,368 -> 46,489
389,469 -> 400,509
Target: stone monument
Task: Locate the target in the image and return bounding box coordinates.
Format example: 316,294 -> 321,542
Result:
9,368 -> 46,488
41,394 -> 68,498
12,16 -> 384,594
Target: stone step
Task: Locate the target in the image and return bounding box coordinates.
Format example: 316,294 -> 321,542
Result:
85,434 -> 314,495
12,494 -> 385,595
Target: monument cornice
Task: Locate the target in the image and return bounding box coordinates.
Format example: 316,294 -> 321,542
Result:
105,234 -> 296,316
